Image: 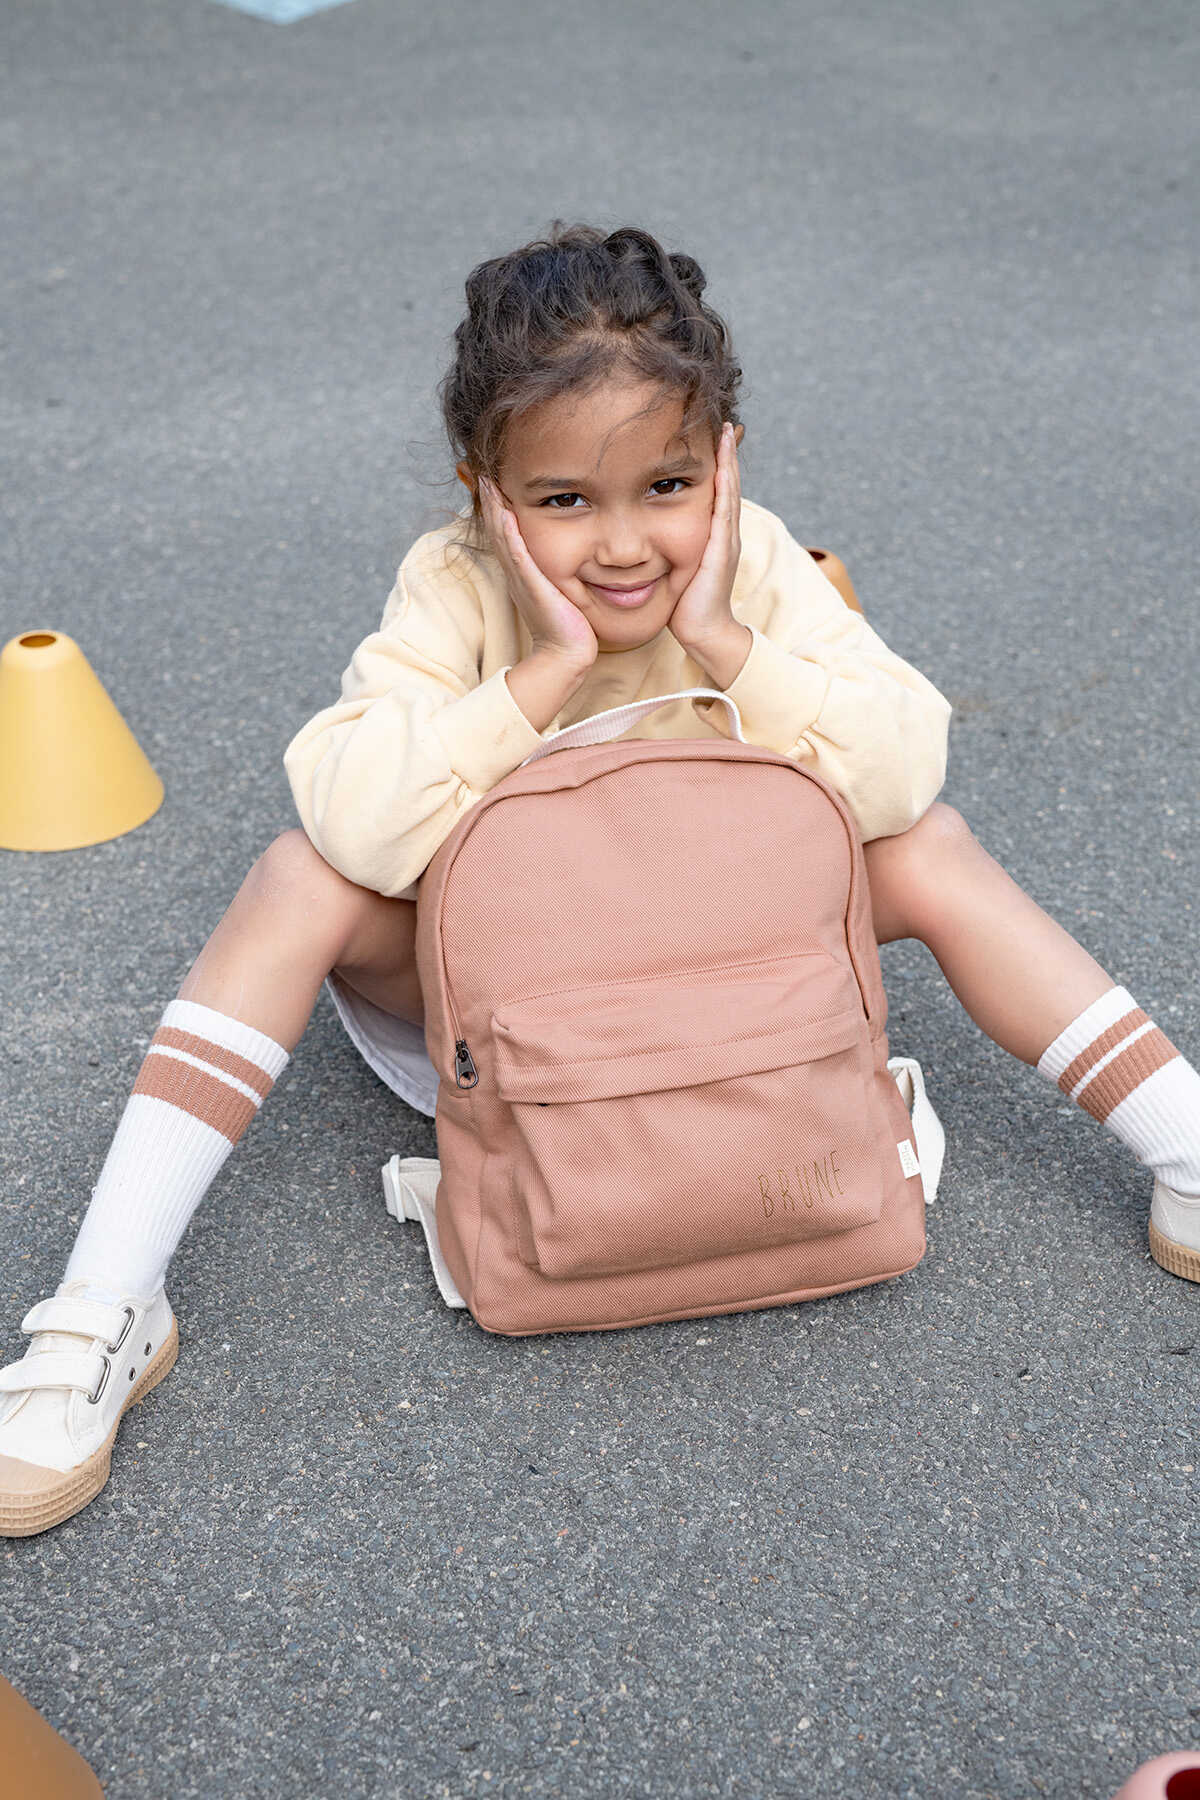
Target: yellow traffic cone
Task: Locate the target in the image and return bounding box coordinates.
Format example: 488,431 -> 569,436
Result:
805,547 -> 864,616
0,629 -> 164,851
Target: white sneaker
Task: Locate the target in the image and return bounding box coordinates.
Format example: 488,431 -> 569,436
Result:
0,1279 -> 178,1537
1149,1179 -> 1200,1284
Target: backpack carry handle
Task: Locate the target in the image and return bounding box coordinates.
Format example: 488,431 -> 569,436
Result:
519,687 -> 746,766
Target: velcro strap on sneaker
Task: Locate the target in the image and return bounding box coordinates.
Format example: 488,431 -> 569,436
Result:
21,1296 -> 131,1345
0,1349 -> 109,1396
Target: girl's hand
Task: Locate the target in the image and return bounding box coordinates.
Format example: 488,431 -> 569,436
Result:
479,478 -> 599,671
666,422 -> 742,654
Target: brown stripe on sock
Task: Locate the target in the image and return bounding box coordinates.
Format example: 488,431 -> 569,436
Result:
149,1025 -> 277,1100
1072,1028 -> 1181,1123
1057,1007 -> 1150,1097
132,1050 -> 261,1143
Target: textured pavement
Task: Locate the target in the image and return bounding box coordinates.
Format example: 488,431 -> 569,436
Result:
1,2 -> 1197,1796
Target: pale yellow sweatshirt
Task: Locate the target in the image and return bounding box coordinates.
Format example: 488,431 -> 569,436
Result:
283,497 -> 953,901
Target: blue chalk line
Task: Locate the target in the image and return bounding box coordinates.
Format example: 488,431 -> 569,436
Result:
207,0 -> 361,22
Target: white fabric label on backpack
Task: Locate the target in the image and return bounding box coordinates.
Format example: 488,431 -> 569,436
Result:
897,1139 -> 921,1180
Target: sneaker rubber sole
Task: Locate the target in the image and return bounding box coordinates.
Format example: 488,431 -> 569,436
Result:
0,1318 -> 179,1538
1149,1218 -> 1200,1284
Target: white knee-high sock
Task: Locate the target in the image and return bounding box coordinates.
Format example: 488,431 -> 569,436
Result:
62,999 -> 290,1300
1036,985 -> 1200,1196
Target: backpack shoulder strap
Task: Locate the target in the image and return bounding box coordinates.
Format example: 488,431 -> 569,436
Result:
520,688 -> 746,765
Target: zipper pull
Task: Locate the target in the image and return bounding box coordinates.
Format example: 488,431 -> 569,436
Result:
454,1039 -> 478,1089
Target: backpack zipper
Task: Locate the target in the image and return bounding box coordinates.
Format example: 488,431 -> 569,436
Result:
443,959 -> 478,1088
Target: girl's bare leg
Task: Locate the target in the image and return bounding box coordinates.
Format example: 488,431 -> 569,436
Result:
176,828 -> 424,1050
862,802 -> 1116,1067
0,835 -> 429,1536
55,826 -> 425,1301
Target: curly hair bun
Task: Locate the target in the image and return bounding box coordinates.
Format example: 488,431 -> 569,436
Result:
598,228 -> 707,304
667,252 -> 706,301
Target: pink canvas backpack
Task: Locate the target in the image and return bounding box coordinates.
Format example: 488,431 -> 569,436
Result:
382,687 -> 945,1336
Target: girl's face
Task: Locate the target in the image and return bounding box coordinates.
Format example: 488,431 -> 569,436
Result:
468,376 -> 743,655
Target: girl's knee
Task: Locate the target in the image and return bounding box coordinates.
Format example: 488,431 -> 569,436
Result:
903,801 -> 978,858
247,829 -> 366,922
865,802 -> 972,874
863,803 -> 978,943
253,835 -> 421,1013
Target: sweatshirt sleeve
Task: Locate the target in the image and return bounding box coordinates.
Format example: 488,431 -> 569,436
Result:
690,512 -> 953,842
282,542 -> 545,897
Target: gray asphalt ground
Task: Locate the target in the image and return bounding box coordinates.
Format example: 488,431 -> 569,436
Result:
2,2 -> 1197,1796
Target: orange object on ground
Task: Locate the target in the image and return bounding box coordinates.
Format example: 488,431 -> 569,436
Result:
805,546 -> 864,614
0,1672 -> 104,1797
0,629 -> 163,851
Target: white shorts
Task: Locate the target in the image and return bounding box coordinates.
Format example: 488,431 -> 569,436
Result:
324,970 -> 439,1119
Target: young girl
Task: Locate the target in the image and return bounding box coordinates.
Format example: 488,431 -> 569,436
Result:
2,222 -> 1196,1538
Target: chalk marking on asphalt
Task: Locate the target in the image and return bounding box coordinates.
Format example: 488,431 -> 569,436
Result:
207,0 -> 362,22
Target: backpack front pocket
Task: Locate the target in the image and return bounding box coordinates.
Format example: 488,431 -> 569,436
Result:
490,952 -> 884,1281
